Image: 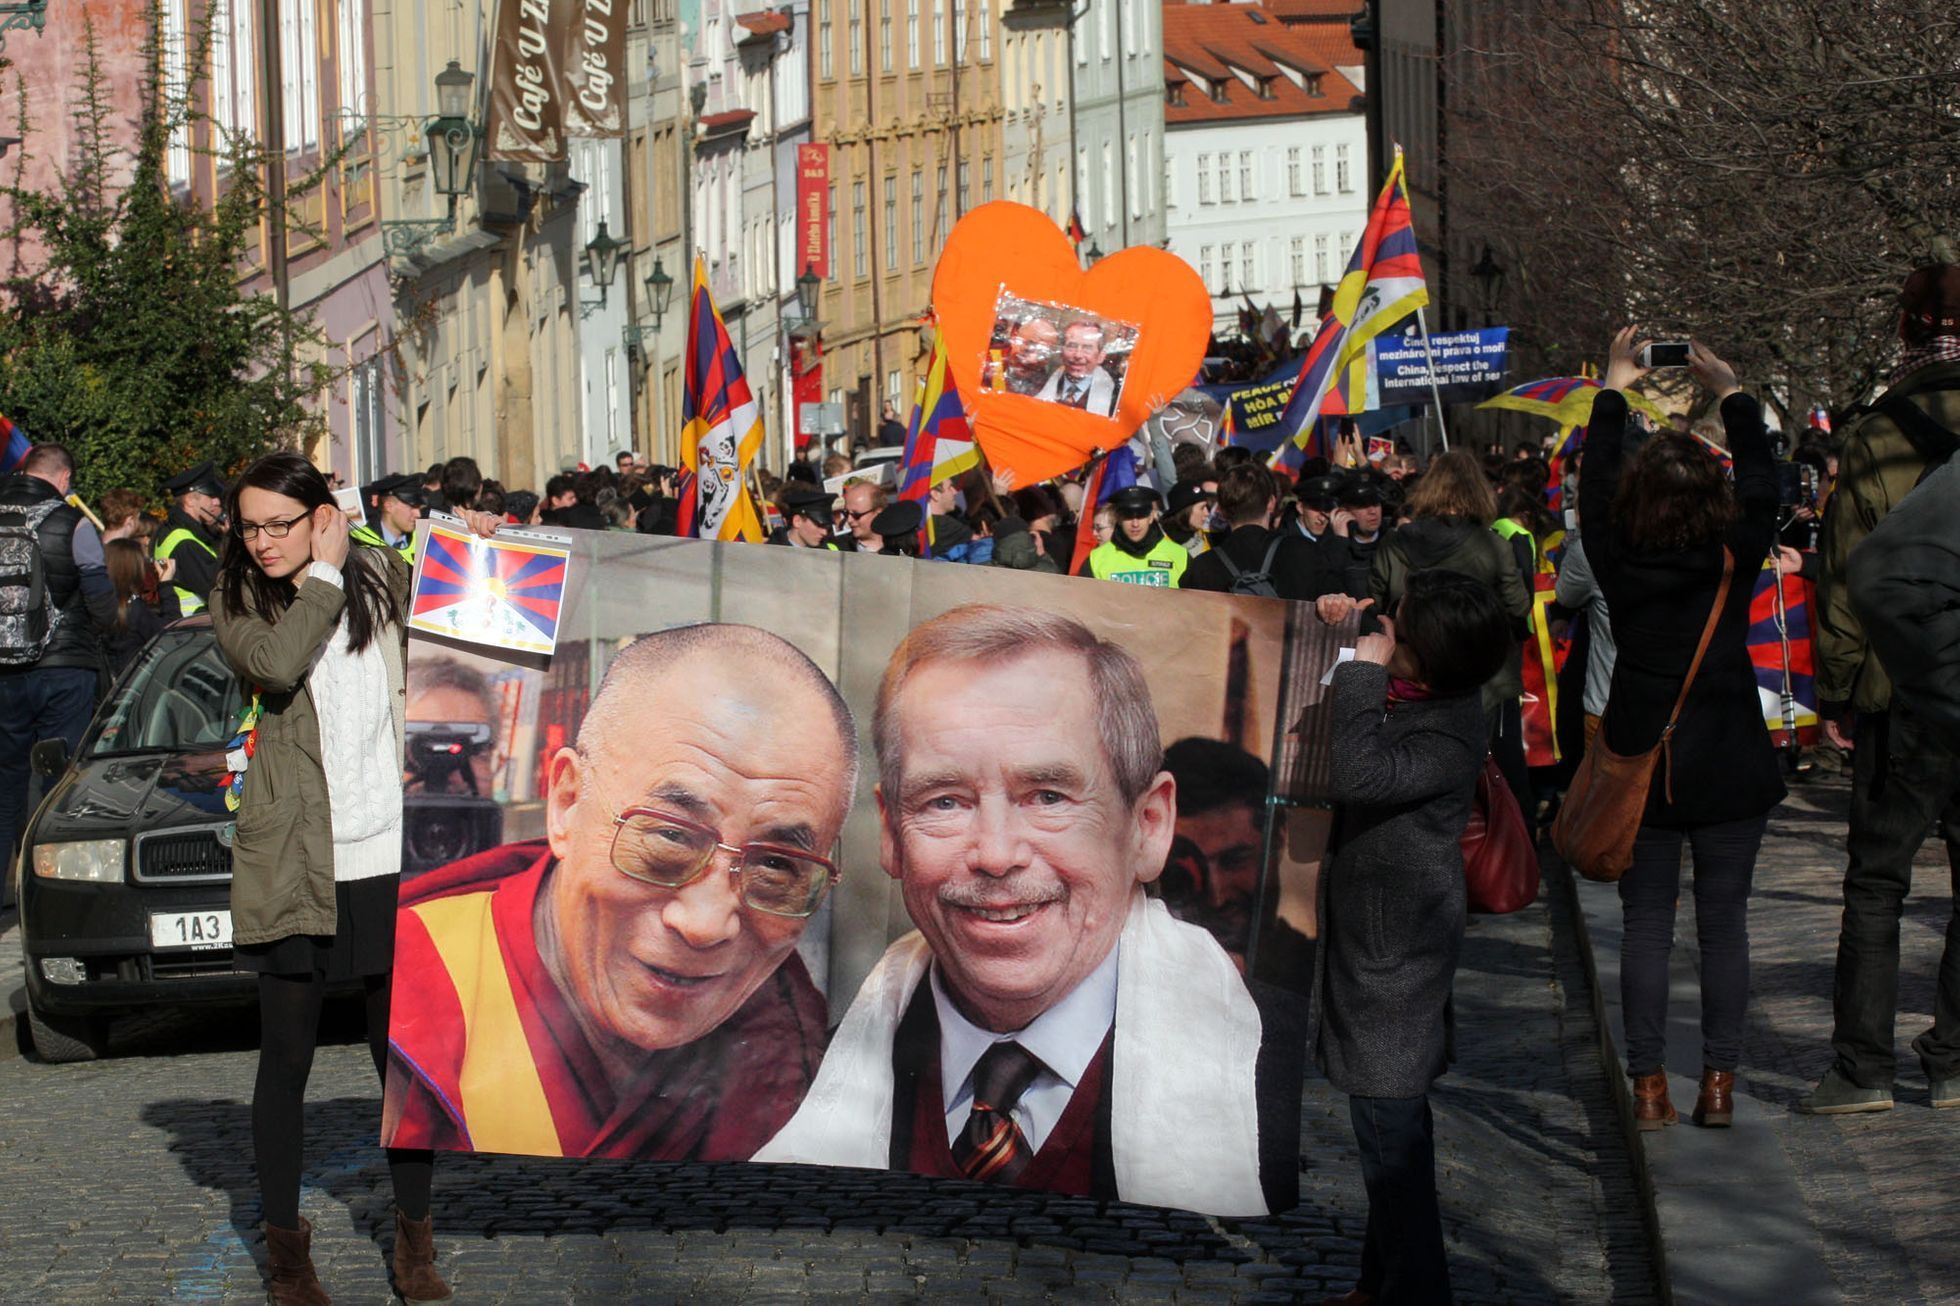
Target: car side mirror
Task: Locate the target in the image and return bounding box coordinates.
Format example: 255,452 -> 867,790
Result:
30,738 -> 71,779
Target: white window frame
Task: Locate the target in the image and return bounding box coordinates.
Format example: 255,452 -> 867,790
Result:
906,0 -> 919,67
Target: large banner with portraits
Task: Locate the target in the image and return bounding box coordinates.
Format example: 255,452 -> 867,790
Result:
382,533 -> 1350,1216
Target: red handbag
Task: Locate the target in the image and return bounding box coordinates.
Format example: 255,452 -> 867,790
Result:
1462,755 -> 1540,914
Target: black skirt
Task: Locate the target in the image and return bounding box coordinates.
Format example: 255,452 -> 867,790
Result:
236,874 -> 401,981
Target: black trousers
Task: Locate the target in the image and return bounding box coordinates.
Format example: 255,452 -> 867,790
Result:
1349,1094 -> 1451,1305
1831,709 -> 1960,1087
1617,816 -> 1766,1076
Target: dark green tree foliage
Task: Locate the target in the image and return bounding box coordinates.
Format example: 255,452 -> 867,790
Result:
0,4 -> 332,502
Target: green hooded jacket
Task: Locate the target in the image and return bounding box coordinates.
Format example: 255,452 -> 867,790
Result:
209,548 -> 409,947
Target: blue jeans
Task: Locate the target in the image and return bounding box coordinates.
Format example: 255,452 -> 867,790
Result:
1618,815 -> 1767,1075
0,666 -> 99,876
1349,1093 -> 1451,1305
1831,709 -> 1960,1087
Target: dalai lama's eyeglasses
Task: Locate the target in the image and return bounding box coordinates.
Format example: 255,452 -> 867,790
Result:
609,807 -> 840,918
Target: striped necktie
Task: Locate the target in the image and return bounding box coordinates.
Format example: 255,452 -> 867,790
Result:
952,1040 -> 1043,1184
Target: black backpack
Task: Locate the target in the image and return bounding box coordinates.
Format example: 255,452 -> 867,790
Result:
0,497 -> 64,666
1218,537 -> 1285,598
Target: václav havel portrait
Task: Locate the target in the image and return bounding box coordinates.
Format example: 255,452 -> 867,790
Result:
979,292 -> 1139,419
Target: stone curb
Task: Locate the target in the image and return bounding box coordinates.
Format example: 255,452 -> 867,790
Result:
1543,853 -> 1674,1306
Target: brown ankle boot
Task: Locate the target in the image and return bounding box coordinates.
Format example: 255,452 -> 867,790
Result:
392,1209 -> 452,1305
263,1218 -> 330,1306
1632,1069 -> 1678,1130
1693,1068 -> 1735,1127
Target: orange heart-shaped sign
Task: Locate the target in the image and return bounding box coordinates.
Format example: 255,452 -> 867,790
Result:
932,202 -> 1212,487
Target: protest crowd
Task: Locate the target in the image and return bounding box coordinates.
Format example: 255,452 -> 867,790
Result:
3,217 -> 1957,1306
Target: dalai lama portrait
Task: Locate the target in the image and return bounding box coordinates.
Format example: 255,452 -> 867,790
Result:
382,623 -> 857,1162
758,604 -> 1299,1216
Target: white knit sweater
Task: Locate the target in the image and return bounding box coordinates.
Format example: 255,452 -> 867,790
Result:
306,560 -> 403,882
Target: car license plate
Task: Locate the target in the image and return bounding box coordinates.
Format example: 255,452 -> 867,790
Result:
150,910 -> 232,951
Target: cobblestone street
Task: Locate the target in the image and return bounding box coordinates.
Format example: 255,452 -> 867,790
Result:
0,868 -> 1655,1304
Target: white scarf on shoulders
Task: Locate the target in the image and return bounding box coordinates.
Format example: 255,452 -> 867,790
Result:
756,892 -> 1270,1216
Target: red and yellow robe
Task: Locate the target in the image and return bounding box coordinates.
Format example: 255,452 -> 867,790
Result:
381,840 -> 828,1161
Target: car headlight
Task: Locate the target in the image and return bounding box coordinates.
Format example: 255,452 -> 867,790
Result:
32,839 -> 128,883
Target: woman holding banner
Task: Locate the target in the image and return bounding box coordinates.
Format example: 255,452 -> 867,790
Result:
211,453 -> 499,1305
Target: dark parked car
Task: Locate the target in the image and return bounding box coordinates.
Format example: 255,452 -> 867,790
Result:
15,617 -> 506,1062
16,618 -> 257,1060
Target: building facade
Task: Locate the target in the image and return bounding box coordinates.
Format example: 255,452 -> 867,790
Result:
1161,2 -> 1367,333
2,0 -> 399,486
1000,0 -> 1073,225
809,0 -> 1005,443
374,0 -> 592,492
1067,0 -> 1165,258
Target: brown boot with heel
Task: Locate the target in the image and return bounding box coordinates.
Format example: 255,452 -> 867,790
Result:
1632,1069 -> 1678,1130
1692,1068 -> 1735,1127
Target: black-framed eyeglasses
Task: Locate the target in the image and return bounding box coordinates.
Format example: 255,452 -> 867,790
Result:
609,807 -> 840,918
235,512 -> 311,541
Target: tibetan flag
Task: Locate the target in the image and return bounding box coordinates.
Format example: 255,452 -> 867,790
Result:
1270,147 -> 1429,464
898,331 -> 981,505
677,257 -> 766,542
1066,209 -> 1087,248
1691,430 -> 1735,478
1479,375 -> 1670,428
408,521 -> 571,657
1748,567 -> 1819,747
899,330 -> 981,558
1521,574 -> 1569,767
1218,404 -> 1237,449
1545,423 -> 1581,508
0,415 -> 32,477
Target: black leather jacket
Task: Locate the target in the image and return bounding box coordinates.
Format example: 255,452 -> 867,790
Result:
0,473 -> 114,674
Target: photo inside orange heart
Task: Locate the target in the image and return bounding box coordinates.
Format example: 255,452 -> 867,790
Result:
930,201 -> 1214,488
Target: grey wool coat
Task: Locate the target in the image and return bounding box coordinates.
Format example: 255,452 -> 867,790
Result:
1314,660 -> 1487,1099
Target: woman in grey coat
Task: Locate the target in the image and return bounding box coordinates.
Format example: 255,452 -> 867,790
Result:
1317,569 -> 1517,1306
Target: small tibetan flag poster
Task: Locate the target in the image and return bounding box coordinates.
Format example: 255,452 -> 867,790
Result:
409,520 -> 572,657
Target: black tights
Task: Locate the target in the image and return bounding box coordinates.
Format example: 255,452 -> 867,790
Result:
253,970 -> 433,1229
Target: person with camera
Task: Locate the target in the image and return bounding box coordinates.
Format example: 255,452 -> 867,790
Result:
1317,569 -> 1516,1306
1803,263 -> 1960,1114
1584,328 -> 1783,1132
210,452 -> 501,1305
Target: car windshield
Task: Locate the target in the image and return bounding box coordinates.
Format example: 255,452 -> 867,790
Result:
91,630 -> 246,756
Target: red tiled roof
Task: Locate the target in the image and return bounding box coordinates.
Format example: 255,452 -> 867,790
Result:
1162,5 -> 1362,125
735,10 -> 792,39
1290,23 -> 1364,76
1261,0 -> 1362,22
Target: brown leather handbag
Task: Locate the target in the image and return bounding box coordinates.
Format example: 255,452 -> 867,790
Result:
1553,548 -> 1734,883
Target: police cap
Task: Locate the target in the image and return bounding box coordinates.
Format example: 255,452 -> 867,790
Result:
373,472 -> 426,507
871,499 -> 924,537
1295,473 -> 1343,511
163,461 -> 227,499
781,485 -> 835,521
1108,484 -> 1163,518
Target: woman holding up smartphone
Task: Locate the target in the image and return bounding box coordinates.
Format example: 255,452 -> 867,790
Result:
210,452 -> 499,1305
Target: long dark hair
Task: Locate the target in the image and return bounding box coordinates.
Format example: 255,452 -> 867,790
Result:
1611,434 -> 1737,553
216,453 -> 400,653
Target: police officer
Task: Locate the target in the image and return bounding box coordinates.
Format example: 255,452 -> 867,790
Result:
353,473 -> 424,563
1082,485 -> 1188,587
1337,475 -> 1392,571
155,461 -> 227,615
769,486 -> 841,549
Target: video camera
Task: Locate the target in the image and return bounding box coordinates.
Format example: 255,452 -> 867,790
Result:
402,721 -> 503,876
